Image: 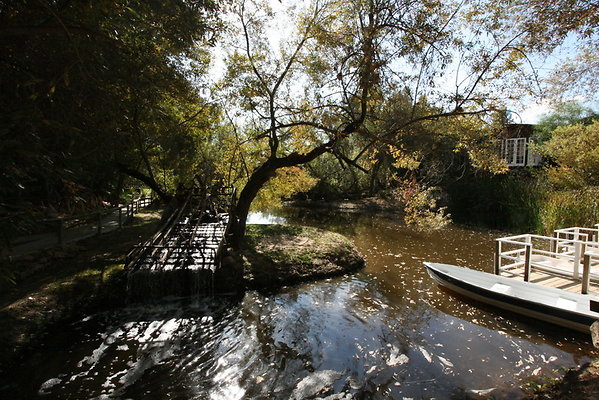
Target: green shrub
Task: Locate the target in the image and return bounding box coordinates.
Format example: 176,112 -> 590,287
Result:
446,170 -> 544,232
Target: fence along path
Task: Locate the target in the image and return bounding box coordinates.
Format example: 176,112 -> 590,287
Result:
1,197 -> 154,259
125,187 -> 235,301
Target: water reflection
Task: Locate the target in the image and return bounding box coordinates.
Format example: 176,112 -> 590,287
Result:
2,208 -> 597,399
246,211 -> 287,225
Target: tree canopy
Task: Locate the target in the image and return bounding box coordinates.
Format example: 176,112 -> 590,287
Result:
1,0 -> 597,243
543,121 -> 599,187
212,0 -> 549,241
515,0 -> 599,101
0,0 -> 221,214
534,101 -> 599,141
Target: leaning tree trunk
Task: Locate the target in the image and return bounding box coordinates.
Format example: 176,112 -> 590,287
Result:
229,162 -> 277,249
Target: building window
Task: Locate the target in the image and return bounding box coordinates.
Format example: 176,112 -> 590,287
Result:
500,138 -> 541,167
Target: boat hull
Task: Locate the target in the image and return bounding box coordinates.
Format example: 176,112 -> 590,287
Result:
424,262 -> 599,334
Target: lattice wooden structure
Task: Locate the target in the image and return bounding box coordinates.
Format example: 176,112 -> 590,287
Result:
126,187 -> 235,301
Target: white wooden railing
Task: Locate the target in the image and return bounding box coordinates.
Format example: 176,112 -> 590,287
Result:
494,232 -> 599,294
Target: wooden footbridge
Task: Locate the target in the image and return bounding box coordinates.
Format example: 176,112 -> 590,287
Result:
125,187 -> 238,301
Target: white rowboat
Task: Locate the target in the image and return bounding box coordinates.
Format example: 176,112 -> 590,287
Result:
424,262 -> 599,334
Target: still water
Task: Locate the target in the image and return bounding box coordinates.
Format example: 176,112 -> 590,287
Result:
4,208 -> 597,399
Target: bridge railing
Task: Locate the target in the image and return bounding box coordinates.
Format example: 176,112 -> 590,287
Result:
125,192 -> 193,269
125,186 -> 236,272
48,196 -> 155,245
215,187 -> 237,263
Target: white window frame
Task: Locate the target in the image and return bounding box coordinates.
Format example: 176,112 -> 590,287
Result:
500,138 -> 542,167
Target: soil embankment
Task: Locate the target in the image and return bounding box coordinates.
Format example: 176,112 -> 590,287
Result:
525,360 -> 599,399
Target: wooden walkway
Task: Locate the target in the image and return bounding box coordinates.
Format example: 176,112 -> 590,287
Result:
1,197 -> 153,258
125,187 -> 235,301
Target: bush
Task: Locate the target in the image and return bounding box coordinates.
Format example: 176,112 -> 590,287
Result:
400,182 -> 451,230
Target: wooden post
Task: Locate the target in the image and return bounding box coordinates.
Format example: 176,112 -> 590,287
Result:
574,240 -> 582,279
118,207 -> 123,228
582,252 -> 591,294
494,239 -> 500,275
550,231 -> 557,255
57,219 -> 64,246
524,243 -> 532,282
97,211 -> 103,235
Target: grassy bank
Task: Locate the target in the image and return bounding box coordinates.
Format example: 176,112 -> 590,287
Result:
241,224 -> 365,289
0,208 -> 162,373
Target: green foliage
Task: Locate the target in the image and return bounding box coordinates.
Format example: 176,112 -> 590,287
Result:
303,93 -> 509,201
0,0 -> 221,215
541,121 -> 599,187
519,0 -> 599,101
535,121 -> 599,233
534,101 -> 598,142
538,187 -> 599,234
548,42 -> 599,101
399,182 -> 451,230
446,170 -> 544,232
3,0 -> 596,243
448,169 -> 599,235
251,166 -> 318,210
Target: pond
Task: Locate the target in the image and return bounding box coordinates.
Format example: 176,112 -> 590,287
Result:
2,208 -> 596,399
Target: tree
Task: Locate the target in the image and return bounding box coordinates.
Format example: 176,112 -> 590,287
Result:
514,0 -> 599,50
534,101 -> 598,142
0,0 -> 221,214
542,121 -> 599,187
217,0 -> 536,246
512,0 -> 599,101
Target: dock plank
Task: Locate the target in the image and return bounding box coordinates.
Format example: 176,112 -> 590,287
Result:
501,266 -> 599,296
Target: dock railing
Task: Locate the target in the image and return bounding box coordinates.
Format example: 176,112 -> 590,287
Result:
494,233 -> 599,294
552,225 -> 599,252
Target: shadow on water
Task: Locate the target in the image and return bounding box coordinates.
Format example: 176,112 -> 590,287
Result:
2,207 -> 598,399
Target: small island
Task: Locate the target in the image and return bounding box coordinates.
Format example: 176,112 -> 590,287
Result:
239,224 -> 365,290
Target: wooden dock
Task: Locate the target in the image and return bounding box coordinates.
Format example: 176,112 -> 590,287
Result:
495,225 -> 599,297
499,266 -> 599,296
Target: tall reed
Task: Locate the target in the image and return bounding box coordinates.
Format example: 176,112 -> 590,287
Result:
537,187 -> 599,234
